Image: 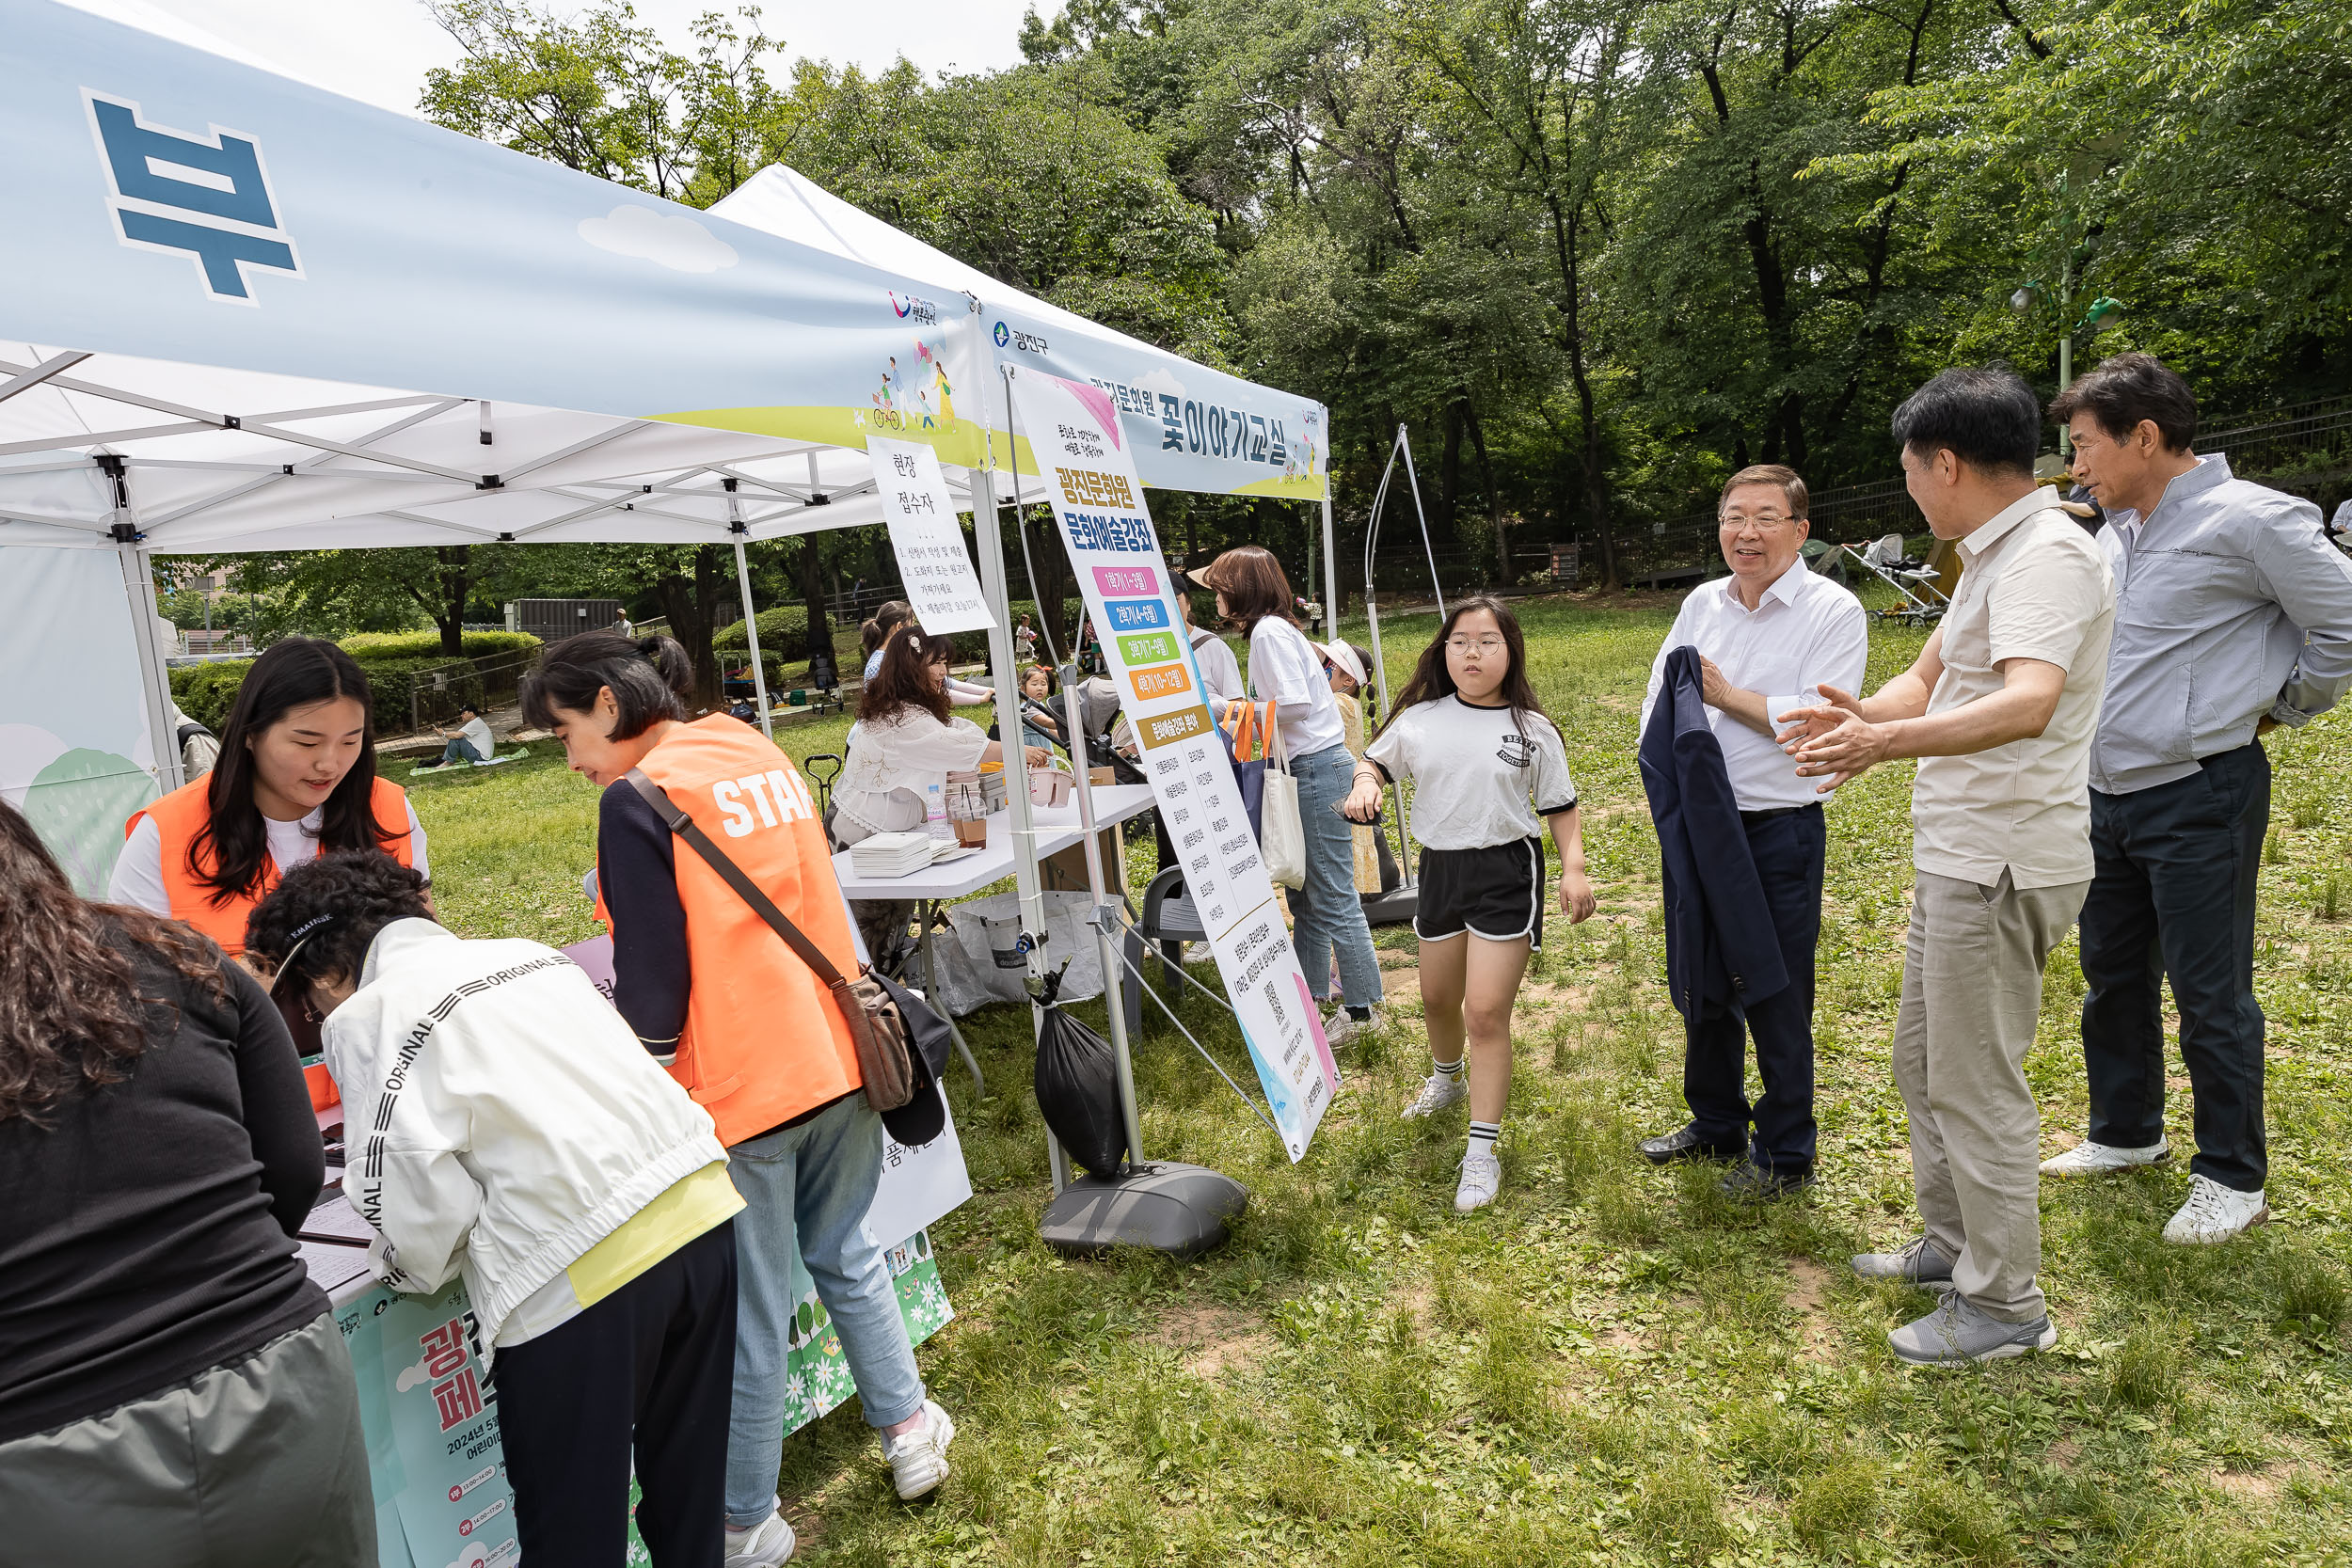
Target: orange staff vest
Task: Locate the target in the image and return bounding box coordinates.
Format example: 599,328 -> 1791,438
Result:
617,715 -> 861,1148
127,775 -> 416,1116
125,774 -> 417,956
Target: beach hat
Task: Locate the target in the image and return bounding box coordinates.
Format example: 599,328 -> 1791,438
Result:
1317,641 -> 1367,688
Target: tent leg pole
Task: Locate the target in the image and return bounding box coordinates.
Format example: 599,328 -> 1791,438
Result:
1320,492 -> 1339,645
730,536 -> 772,739
117,540 -> 183,796
965,321 -> 1059,1185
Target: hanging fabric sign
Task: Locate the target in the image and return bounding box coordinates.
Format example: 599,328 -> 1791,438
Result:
866,435 -> 995,636
1006,366 -> 1340,1161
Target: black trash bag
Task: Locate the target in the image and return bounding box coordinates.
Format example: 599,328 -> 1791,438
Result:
1034,983 -> 1128,1178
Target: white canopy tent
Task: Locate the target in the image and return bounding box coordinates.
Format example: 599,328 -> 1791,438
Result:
1,0 -> 1339,1187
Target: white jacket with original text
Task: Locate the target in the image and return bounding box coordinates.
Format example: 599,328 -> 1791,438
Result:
325,919 -> 727,1350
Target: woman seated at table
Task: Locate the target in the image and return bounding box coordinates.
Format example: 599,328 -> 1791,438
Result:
833,628 -> 1048,963
0,800 -> 373,1565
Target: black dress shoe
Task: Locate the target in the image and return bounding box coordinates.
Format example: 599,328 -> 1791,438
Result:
1637,1123 -> 1743,1166
1720,1162 -> 1816,1199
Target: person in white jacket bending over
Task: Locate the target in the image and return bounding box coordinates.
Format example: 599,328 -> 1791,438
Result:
246,849 -> 744,1568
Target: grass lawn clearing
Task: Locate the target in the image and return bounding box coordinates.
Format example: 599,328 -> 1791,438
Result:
412,595 -> 2352,1566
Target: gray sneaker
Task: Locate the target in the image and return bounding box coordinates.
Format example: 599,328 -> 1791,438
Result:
1888,1291 -> 2056,1366
1851,1235 -> 1956,1284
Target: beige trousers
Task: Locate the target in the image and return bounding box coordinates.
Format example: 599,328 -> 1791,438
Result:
1894,868 -> 2088,1323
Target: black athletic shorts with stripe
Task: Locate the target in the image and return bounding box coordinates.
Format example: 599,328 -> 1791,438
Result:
1413,837 -> 1546,950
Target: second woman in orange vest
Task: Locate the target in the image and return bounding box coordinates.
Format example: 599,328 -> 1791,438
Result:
108,638 -> 421,1113
521,631 -> 955,1567
109,638 -> 424,955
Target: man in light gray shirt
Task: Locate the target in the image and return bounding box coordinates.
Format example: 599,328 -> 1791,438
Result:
2041,354 -> 2352,1245
1783,367 -> 2115,1365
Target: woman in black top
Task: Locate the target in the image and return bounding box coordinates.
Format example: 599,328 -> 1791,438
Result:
0,800 -> 374,1568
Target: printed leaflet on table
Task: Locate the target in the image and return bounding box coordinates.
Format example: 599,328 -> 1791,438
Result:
1006,367 -> 1341,1161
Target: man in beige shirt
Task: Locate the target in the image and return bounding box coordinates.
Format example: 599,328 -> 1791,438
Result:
1781,366 -> 2115,1366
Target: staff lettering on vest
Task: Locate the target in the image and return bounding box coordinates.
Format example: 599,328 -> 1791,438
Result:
612,715 -> 862,1148
124,773 -> 416,1113
710,768 -> 818,836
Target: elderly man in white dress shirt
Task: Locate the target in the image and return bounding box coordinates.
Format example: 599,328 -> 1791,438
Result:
1636,465 -> 1869,1195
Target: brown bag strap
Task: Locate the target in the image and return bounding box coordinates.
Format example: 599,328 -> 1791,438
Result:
623,768 -> 852,991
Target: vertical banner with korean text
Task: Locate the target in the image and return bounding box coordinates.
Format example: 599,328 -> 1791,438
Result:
1007,367 -> 1339,1161
868,435 -> 995,636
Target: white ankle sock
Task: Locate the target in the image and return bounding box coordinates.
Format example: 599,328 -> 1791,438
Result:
1467,1120 -> 1501,1158
1433,1055 -> 1465,1083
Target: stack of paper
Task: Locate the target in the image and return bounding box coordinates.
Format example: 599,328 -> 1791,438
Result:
850,831 -> 943,879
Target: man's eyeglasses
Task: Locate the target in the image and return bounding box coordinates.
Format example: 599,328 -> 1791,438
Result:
1720,512 -> 1801,530
1446,637 -> 1507,654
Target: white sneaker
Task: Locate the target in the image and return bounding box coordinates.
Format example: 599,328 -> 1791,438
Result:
723,1502 -> 797,1567
1182,941 -> 1216,965
2163,1174 -> 2269,1244
1400,1072 -> 1469,1119
882,1399 -> 956,1499
1454,1150 -> 1502,1213
2040,1138 -> 2171,1177
1323,1007 -> 1378,1048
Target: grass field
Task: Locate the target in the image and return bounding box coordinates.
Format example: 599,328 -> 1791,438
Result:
408,595 -> 2352,1566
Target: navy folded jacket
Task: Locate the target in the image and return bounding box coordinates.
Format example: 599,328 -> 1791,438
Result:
1639,645 -> 1789,1021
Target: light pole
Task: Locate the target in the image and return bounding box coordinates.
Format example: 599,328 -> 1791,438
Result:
2011,270 -> 2122,455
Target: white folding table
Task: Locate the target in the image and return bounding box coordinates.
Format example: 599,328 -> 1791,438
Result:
832,784 -> 1158,1095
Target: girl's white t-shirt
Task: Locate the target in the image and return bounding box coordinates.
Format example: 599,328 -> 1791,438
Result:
1363,694 -> 1578,851
834,707 -> 990,834
1247,617 -> 1346,759
108,799 -> 432,913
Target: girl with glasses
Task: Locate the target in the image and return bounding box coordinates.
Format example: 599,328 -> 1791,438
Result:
1343,597 -> 1597,1212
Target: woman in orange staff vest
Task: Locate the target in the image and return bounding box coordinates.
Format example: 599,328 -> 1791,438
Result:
520,631 -> 955,1567
108,638 -> 423,1109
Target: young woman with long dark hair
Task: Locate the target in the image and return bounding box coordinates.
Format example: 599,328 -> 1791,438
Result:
835,628 -> 1048,845
108,637 -> 425,960
834,628 -> 1049,961
1195,544 -> 1384,1044
521,630 -> 958,1565
0,800 -> 373,1564
1344,596 -> 1597,1213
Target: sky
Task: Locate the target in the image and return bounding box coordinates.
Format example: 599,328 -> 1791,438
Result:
131,0 -> 1044,116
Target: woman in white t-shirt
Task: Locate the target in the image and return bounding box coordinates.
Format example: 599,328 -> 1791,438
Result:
833,628 -> 1047,960
1194,546 -> 1383,1045
1345,596 -> 1596,1214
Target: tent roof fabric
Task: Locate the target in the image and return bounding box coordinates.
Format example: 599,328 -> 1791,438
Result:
0,0 -> 1320,556
0,341 -> 1064,552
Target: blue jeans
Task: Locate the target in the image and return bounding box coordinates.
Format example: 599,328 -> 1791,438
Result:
439,736 -> 485,764
1290,742 -> 1383,1008
723,1094 -> 925,1526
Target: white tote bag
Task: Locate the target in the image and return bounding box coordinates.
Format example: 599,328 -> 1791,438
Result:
1259,708 -> 1307,890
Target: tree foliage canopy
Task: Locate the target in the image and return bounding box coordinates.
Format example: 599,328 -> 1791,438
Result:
401,0 -> 2347,593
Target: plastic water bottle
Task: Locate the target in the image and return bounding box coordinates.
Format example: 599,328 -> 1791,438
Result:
924,779 -> 951,843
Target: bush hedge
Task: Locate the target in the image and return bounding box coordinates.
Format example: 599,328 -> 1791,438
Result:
169,660 -> 255,730
337,630 -> 539,660
169,634 -> 531,735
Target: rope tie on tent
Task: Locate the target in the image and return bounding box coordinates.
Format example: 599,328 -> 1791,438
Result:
1097,906 -> 1284,1142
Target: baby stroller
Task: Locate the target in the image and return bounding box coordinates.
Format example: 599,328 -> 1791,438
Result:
1839,533 -> 1949,626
